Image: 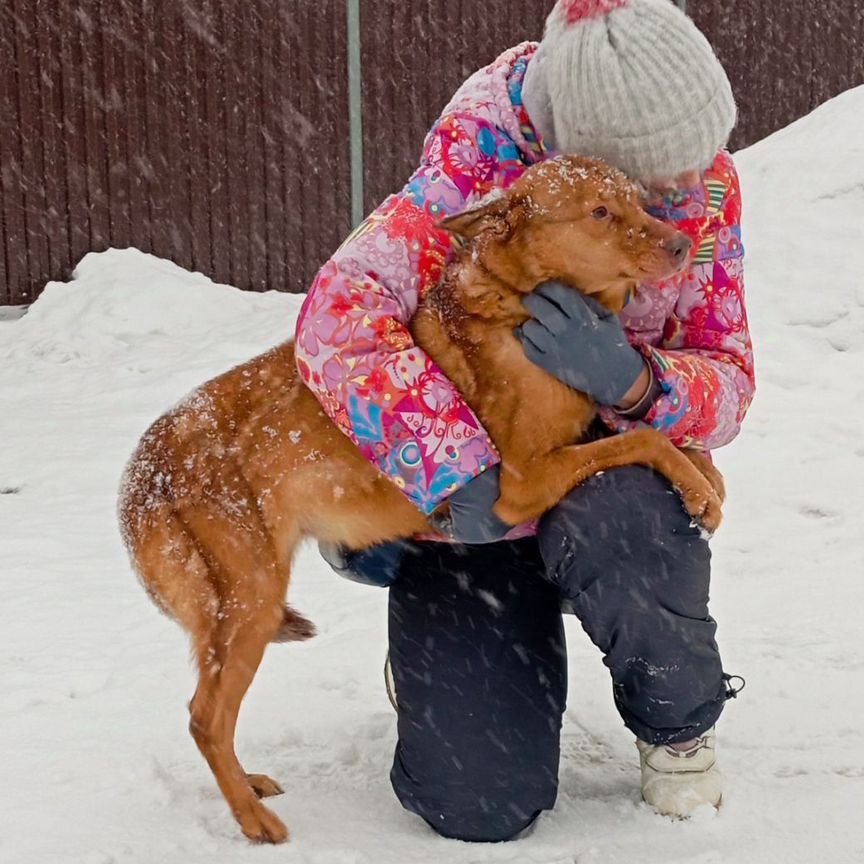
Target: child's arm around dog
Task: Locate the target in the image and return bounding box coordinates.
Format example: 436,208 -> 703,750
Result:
293,92 -> 539,516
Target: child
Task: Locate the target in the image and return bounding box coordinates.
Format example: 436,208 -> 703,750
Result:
296,0 -> 753,841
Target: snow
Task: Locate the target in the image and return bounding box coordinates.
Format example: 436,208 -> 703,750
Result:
3,88 -> 864,863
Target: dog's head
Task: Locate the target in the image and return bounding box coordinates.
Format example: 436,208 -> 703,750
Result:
440,155 -> 692,312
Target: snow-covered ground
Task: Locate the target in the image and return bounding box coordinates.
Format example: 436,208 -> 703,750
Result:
3,89 -> 864,864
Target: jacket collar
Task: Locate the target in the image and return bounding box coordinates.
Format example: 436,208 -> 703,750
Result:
506,46 -> 553,164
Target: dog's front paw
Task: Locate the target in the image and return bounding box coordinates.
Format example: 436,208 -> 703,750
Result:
683,450 -> 726,504
681,484 -> 723,535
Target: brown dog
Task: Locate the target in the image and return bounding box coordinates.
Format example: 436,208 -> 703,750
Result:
119,155 -> 724,844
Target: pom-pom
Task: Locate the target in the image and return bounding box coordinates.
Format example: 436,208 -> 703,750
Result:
560,0 -> 628,25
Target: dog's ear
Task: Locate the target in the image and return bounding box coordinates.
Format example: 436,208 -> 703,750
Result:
439,194 -> 513,242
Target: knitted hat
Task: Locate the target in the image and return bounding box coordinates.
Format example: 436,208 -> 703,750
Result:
522,0 -> 737,181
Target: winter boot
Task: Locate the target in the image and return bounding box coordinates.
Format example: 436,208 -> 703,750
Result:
636,727 -> 722,817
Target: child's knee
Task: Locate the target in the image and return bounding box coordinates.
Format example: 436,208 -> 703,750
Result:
538,464 -> 711,609
422,808 -> 540,843
390,745 -> 549,843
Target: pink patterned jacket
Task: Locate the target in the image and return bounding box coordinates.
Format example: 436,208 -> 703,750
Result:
294,43 -> 755,525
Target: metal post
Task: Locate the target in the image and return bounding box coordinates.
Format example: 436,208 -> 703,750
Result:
347,0 -> 364,227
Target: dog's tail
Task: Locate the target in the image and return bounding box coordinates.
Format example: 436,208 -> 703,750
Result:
272,604 -> 316,643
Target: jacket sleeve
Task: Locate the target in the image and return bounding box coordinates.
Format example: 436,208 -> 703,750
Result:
602,154 -> 756,450
294,115 -> 524,515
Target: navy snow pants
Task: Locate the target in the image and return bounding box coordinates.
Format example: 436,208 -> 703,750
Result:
388,465 -> 731,842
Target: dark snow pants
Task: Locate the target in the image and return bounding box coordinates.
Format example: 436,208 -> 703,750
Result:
388,465 -> 731,843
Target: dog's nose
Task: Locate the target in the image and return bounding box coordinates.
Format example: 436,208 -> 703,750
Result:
664,235 -> 692,264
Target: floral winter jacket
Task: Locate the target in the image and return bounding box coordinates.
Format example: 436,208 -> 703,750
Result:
295,43 -> 755,526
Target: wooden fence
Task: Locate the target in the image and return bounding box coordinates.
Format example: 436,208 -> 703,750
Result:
1,0 -> 862,306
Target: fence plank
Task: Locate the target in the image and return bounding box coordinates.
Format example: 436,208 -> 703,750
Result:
155,1 -> 194,270
101,3 -> 132,251
121,2 -> 153,261
15,0 -> 50,300
0,2 -> 28,304
260,0 -> 287,292
198,0 -> 232,286
221,4 -> 251,287
179,2 -> 214,277
79,1 -> 111,254
278,6 -> 307,293
242,3 -> 267,291
35,0 -> 72,279
56,3 -> 92,287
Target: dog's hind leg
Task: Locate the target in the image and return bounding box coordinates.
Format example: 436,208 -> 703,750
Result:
127,511 -> 286,826
182,501 -> 295,844
188,609 -> 288,842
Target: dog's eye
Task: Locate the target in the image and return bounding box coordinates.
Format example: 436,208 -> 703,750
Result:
592,207 -> 610,220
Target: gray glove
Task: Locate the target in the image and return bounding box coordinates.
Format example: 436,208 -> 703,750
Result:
430,464 -> 511,544
515,281 -> 646,406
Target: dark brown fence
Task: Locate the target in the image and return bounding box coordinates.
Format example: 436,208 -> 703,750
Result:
0,0 -> 352,305
1,1 -> 863,306
691,0 -> 864,151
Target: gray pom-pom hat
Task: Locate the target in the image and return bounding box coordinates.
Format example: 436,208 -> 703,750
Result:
522,0 -> 737,182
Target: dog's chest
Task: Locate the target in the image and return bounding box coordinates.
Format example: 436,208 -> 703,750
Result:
475,332 -> 597,454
